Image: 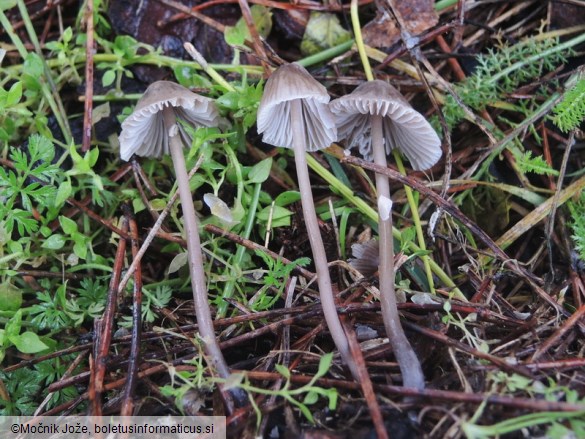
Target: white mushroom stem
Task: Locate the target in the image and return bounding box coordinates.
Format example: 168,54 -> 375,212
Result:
161,105 -> 231,379
290,100 -> 358,378
371,114 -> 425,390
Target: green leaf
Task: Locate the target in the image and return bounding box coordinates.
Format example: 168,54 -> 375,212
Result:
257,205 -> 293,221
73,235 -> 88,259
59,216 -> 78,235
225,25 -> 247,47
55,179 -> 72,206
150,198 -> 167,211
303,390 -> 319,405
0,0 -> 17,12
92,102 -> 111,125
5,81 -> 22,107
225,5 -> 272,47
326,388 -> 338,410
173,65 -> 213,89
250,5 -> 273,37
91,173 -> 104,191
28,133 -> 55,164
552,77 -> 585,133
297,403 -> 315,424
10,331 -> 49,354
316,352 -> 333,377
300,12 -> 352,56
62,27 -> 73,44
443,300 -> 452,313
45,41 -> 61,51
0,283 -> 22,312
23,53 -> 44,90
216,91 -> 239,110
113,35 -> 140,58
274,191 -> 301,206
275,364 -> 291,380
168,251 -> 188,275
42,234 -> 66,250
101,69 -> 116,87
88,147 -> 99,167
248,158 -> 272,183
132,197 -> 146,213
5,310 -> 22,339
5,208 -> 38,235
514,150 -> 559,176
69,143 -> 86,169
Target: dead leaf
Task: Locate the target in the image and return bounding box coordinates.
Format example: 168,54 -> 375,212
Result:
362,0 -> 438,48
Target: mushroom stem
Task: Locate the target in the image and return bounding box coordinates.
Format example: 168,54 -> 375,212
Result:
371,114 -> 425,390
290,99 -> 358,378
161,105 -> 231,379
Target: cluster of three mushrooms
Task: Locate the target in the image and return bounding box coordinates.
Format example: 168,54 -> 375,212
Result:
258,64 -> 441,389
119,66 -> 441,391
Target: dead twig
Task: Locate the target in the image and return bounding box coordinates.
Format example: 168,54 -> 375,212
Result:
120,204 -> 143,416
90,213 -> 128,415
204,223 -> 316,280
531,305 -> 585,362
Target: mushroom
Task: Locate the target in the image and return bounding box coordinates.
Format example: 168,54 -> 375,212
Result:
330,80 -> 442,390
119,81 -> 232,380
331,80 -> 441,170
257,63 -> 359,377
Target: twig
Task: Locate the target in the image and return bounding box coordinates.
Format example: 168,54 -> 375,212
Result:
236,0 -> 271,76
204,223 -> 316,280
156,0 -> 226,33
403,321 -> 533,378
117,155 -> 205,295
340,154 -> 505,260
91,214 -> 128,413
35,350 -> 88,416
531,305 -> 585,362
67,197 -> 130,240
344,320 -> 389,439
89,319 -> 103,416
243,370 -> 585,412
341,153 -> 585,328
121,204 -> 143,416
385,1 -> 498,146
54,363 -> 585,421
545,132 -> 574,276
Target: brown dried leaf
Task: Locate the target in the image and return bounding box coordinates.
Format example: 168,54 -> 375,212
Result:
362,0 -> 438,48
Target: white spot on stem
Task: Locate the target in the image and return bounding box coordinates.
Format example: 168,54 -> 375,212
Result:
378,195 -> 393,221
168,124 -> 179,137
428,209 -> 441,242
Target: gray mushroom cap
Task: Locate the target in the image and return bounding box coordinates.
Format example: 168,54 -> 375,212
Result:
119,81 -> 224,161
329,80 -> 442,170
257,63 -> 337,151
